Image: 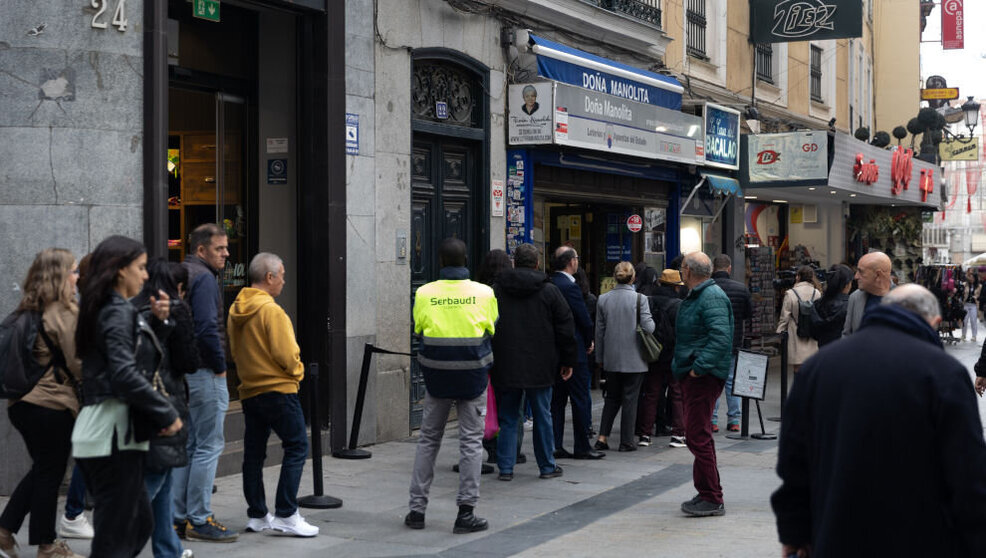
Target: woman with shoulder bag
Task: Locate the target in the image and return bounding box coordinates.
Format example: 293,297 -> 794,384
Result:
71,236 -> 182,558
594,262 -> 655,452
0,249 -> 85,558
776,266 -> 821,373
133,259 -> 198,558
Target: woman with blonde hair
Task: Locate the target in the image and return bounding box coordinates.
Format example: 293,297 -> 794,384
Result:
594,261 -> 655,452
0,248 -> 86,558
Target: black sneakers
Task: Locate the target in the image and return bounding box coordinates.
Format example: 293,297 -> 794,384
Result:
538,466 -> 563,479
404,511 -> 425,530
452,506 -> 488,534
681,498 -> 725,517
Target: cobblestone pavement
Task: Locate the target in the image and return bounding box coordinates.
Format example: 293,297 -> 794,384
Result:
4,331 -> 984,557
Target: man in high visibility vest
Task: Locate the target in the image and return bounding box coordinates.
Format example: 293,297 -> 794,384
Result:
405,238 -> 498,534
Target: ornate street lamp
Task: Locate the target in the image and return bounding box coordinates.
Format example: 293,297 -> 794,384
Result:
962,96 -> 980,135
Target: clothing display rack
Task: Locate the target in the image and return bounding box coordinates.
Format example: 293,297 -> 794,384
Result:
914,265 -> 964,345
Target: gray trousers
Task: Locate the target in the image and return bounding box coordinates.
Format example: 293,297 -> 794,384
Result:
408,390 -> 486,513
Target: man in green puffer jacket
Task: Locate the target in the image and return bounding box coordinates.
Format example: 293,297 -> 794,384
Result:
672,251 -> 734,518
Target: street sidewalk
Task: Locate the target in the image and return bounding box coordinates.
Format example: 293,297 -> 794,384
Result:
4,335 -> 985,557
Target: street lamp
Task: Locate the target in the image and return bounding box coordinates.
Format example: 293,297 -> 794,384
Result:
962,96 -> 980,134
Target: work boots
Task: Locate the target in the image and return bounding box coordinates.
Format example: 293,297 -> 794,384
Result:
452,505 -> 488,534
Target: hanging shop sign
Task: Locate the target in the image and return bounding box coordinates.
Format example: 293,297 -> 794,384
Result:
920,88 -> 960,101
830,132 -> 938,205
508,83 -> 554,144
942,0 -> 964,50
704,103 -> 740,170
747,131 -> 828,183
627,214 -> 643,233
749,0 -> 862,44
528,34 -> 684,111
552,82 -> 704,164
939,138 -> 980,161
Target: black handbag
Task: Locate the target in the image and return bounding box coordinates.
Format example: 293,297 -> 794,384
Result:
636,294 -> 662,363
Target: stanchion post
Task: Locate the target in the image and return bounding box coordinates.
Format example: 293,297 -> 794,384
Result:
334,344 -> 373,459
769,333 -> 787,422
298,363 -> 343,509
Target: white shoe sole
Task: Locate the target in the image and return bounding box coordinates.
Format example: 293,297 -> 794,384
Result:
271,526 -> 319,537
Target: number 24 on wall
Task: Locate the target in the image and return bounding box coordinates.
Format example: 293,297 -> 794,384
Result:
91,0 -> 128,32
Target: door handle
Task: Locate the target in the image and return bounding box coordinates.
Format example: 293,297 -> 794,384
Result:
204,177 -> 216,183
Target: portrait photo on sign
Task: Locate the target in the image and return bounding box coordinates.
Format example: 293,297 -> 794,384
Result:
521,84 -> 540,115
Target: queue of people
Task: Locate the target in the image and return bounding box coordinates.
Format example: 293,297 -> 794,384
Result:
0,224 -> 312,558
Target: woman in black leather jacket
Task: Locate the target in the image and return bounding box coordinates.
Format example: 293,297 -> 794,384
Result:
133,258 -> 198,558
71,236 -> 181,558
811,264 -> 854,347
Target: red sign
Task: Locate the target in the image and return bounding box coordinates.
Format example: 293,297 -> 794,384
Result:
920,169 -> 935,203
890,147 -> 913,195
756,150 -> 780,164
942,0 -> 964,50
626,214 -> 643,233
853,153 -> 879,185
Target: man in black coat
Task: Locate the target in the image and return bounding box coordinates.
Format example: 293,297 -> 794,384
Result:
549,246 -> 604,460
772,284 -> 986,557
710,254 -> 752,432
491,244 -> 579,480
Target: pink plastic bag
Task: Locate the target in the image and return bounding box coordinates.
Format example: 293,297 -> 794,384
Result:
483,378 -> 498,440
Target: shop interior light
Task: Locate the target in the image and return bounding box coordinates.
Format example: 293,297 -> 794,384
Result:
850,193 -> 857,197
744,195 -> 758,199
808,187 -> 816,191
772,199 -> 788,203
830,190 -> 837,194
656,126 -> 667,132
687,124 -> 700,137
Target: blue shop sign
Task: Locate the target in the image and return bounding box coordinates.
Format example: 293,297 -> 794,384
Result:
704,103 -> 740,170
528,34 -> 683,111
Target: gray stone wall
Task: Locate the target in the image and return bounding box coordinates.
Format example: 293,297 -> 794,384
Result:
0,1 -> 145,493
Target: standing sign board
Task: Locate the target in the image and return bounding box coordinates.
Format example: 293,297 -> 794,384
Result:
508,83 -> 553,144
747,132 -> 829,183
749,0 -> 862,44
704,103 -> 740,170
731,350 -> 770,400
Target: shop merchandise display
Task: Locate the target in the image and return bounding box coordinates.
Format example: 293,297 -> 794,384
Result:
746,246 -> 776,338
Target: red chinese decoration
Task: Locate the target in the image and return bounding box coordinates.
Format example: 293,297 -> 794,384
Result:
920,168 -> 935,203
968,169 -> 980,213
890,147 -> 913,195
853,153 -> 879,185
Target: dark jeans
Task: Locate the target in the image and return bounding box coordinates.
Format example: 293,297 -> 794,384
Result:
145,469 -> 183,558
495,386 -> 554,474
551,361 -> 592,454
636,364 -> 670,437
78,447 -> 153,558
668,376 -> 685,437
0,403 -> 74,545
682,374 -> 725,504
598,371 -> 645,447
65,464 -> 87,519
242,392 -> 308,519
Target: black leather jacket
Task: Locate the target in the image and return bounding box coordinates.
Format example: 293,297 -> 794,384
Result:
80,293 -> 178,442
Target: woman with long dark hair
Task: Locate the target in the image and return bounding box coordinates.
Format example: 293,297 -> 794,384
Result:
0,249 -> 85,558
812,264 -> 854,347
71,236 -> 182,557
477,249 -> 512,287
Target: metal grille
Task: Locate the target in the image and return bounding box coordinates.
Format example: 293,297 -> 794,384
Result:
810,45 -> 823,102
686,0 -> 707,59
602,0 -> 662,27
756,43 -> 774,84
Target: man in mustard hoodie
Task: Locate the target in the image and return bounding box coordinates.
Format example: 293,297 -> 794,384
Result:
227,253 -> 317,538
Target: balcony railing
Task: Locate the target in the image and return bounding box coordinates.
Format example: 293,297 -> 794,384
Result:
600,0 -> 662,28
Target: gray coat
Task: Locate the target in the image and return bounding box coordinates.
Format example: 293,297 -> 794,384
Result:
595,284 -> 654,373
842,285 -> 894,337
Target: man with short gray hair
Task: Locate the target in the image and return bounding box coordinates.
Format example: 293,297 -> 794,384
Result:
227,253 -> 318,537
773,283 -> 986,556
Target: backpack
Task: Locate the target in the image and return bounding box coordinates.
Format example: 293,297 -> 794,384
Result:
0,310 -> 68,399
791,288 -> 818,340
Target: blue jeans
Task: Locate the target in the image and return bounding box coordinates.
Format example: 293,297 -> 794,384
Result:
495,386 -> 554,475
65,464 -> 86,519
146,470 -> 183,558
172,370 -> 228,525
242,392 -> 308,519
712,358 -> 741,425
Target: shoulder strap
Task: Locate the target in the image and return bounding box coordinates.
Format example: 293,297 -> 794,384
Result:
791,288 -> 803,303
636,293 -> 642,326
36,318 -> 70,385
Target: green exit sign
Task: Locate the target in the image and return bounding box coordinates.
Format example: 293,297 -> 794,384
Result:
193,0 -> 220,22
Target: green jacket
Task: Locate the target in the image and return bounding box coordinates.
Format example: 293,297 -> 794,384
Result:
672,279 -> 734,380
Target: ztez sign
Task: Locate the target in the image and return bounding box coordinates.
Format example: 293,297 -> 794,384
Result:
750,0 -> 862,44
853,153 -> 879,185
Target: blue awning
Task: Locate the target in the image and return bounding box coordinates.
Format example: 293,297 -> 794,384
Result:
702,173 -> 742,196
529,34 -> 683,111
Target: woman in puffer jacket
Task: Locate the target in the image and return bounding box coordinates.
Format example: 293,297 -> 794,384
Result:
132,258 -> 198,558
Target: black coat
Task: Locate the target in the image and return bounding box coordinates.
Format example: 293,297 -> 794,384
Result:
772,305 -> 986,557
550,272 -> 593,364
811,293 -> 848,347
80,293 -> 179,443
647,288 -> 681,366
491,268 -> 578,389
711,271 -> 752,352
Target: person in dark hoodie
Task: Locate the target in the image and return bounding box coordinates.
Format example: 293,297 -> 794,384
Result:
491,244 -> 579,479
810,264 -> 853,347
772,284 -> 986,557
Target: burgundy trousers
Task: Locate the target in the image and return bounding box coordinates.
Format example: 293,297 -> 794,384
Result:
681,373 -> 725,504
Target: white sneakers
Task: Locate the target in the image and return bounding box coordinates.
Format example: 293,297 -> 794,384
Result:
245,513 -> 274,533
669,436 -> 687,448
57,515 -> 94,540
180,549 -> 194,558
247,512 -> 318,537
270,512 -> 319,537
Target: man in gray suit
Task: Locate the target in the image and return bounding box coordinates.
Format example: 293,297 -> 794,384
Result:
842,251 -> 892,337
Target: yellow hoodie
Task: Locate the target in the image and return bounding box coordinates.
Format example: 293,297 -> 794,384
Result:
227,287 -> 304,401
